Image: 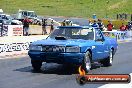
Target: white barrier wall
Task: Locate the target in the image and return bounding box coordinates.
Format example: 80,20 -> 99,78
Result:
7,25 -> 23,36
0,25 -> 23,36
0,35 -> 48,57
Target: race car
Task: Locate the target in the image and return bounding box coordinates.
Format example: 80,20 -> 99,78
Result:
0,14 -> 22,25
28,26 -> 118,73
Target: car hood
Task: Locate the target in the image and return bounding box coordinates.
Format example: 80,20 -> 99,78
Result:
31,39 -> 94,46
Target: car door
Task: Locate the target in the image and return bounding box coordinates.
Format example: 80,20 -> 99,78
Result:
98,30 -> 109,58
92,29 -> 108,60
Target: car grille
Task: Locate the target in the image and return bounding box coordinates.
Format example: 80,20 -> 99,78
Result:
42,45 -> 65,52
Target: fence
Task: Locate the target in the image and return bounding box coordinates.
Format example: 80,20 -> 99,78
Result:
103,30 -> 132,41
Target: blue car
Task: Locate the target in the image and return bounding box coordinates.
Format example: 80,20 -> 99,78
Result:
28,26 -> 118,73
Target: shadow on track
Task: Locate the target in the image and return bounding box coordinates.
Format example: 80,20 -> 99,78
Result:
14,63 -> 102,75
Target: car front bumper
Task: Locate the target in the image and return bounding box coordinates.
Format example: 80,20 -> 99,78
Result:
28,51 -> 85,64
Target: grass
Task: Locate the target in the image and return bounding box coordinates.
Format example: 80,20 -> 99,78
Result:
0,0 -> 132,19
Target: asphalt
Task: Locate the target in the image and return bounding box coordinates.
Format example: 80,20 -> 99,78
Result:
0,42 -> 132,88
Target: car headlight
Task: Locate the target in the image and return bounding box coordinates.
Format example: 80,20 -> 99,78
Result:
29,45 -> 42,51
66,46 -> 80,53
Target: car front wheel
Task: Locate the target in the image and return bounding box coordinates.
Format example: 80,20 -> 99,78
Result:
31,60 -> 42,71
82,51 -> 92,73
101,49 -> 113,67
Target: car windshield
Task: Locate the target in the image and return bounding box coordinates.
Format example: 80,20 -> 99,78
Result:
0,15 -> 6,19
6,15 -> 13,20
0,15 -> 12,20
48,27 -> 94,40
28,12 -> 36,17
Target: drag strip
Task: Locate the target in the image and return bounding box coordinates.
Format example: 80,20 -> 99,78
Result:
0,42 -> 132,88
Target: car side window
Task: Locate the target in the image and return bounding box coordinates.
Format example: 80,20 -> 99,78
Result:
95,30 -> 103,41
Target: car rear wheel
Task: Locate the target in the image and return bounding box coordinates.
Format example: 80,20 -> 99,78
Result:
101,49 -> 113,67
82,51 -> 92,73
31,60 -> 42,71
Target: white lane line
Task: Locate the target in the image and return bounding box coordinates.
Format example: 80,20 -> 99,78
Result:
99,73 -> 132,88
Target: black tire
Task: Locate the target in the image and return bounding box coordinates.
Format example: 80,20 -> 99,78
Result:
31,60 -> 42,71
82,51 -> 92,73
101,49 -> 113,67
